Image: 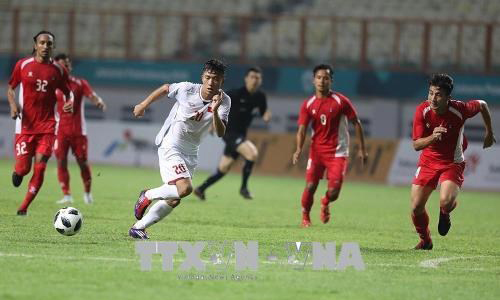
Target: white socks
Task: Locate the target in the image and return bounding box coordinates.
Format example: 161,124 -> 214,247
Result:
134,184 -> 180,230
134,200 -> 174,230
84,192 -> 93,204
145,184 -> 179,200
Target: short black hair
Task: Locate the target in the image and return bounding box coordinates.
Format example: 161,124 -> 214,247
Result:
54,53 -> 69,61
313,64 -> 333,78
202,59 -> 226,77
245,66 -> 262,76
429,73 -> 453,96
33,30 -> 55,43
32,30 -> 55,54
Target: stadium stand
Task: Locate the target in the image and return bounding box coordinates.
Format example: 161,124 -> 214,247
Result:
1,0 -> 499,69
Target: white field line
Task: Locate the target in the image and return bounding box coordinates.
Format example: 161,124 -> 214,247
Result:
0,252 -> 135,262
419,256 -> 497,269
1,252 -> 498,272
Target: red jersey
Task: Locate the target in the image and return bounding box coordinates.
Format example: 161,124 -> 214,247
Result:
412,100 -> 481,168
297,91 -> 358,156
8,57 -> 72,135
56,76 -> 95,136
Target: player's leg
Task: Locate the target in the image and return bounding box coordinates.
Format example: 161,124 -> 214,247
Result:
410,184 -> 434,249
73,136 -> 93,204
301,155 -> 324,227
132,178 -> 192,234
437,162 -> 464,236
55,135 -> 73,203
437,181 -> 459,236
17,134 -> 55,214
194,153 -> 235,200
410,165 -> 440,249
194,135 -> 240,200
130,149 -> 194,239
301,180 -> 319,227
320,157 -> 347,224
237,140 -> 259,199
12,134 -> 34,187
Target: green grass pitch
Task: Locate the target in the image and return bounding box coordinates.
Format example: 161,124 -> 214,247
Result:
0,159 -> 499,299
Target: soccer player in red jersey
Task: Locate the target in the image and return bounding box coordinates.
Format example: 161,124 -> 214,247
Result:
292,64 -> 368,227
411,74 -> 496,250
7,31 -> 74,215
53,53 -> 106,205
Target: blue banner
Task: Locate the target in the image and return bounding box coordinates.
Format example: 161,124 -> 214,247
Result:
1,56 -> 499,103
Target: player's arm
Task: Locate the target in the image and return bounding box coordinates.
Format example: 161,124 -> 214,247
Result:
342,95 -> 368,164
293,124 -> 307,165
7,85 -> 19,119
83,80 -> 106,111
478,100 -> 496,148
412,105 -> 446,151
89,94 -> 106,111
260,94 -> 272,123
211,91 -> 226,137
7,60 -> 21,119
133,84 -> 169,117
57,66 -> 75,113
293,100 -> 310,165
413,127 -> 447,151
352,118 -> 368,165
262,109 -> 272,123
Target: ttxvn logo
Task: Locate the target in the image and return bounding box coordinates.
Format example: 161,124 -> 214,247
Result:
135,241 -> 365,271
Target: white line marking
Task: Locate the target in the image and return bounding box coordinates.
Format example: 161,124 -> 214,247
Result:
0,252 -> 135,262
419,256 -> 497,268
1,252 -> 498,272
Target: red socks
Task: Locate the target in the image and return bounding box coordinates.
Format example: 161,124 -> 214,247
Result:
58,164 -> 92,194
301,188 -> 314,215
321,194 -> 329,206
18,162 -> 47,212
80,164 -> 92,193
58,165 -> 71,195
411,210 -> 431,242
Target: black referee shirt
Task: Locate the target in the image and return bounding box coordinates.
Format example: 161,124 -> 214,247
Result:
226,86 -> 267,135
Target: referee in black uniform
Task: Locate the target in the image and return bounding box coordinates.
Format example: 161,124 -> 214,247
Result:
195,67 -> 271,200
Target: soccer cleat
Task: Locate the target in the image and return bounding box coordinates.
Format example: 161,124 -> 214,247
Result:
134,190 -> 151,220
193,187 -> 206,201
301,213 -> 312,228
414,239 -> 433,250
129,227 -> 149,240
438,212 -> 451,236
301,219 -> 312,228
16,210 -> 27,216
240,188 -> 253,200
56,195 -> 74,204
320,204 -> 331,224
83,193 -> 94,204
12,172 -> 23,187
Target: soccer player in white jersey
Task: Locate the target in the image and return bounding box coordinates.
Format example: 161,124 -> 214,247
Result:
129,59 -> 231,239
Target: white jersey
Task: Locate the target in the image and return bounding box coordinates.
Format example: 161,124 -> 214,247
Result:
155,82 -> 231,156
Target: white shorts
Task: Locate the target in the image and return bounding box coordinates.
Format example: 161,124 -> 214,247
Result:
158,147 -> 198,184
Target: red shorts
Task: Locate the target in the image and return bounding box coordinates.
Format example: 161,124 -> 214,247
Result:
306,152 -> 347,190
14,133 -> 55,158
54,135 -> 88,161
412,162 -> 465,189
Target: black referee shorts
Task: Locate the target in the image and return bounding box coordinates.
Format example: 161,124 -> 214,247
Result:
222,132 -> 246,159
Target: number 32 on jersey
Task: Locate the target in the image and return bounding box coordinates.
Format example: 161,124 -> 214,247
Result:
16,142 -> 28,156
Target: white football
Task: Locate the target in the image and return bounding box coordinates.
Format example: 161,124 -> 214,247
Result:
54,207 -> 83,236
